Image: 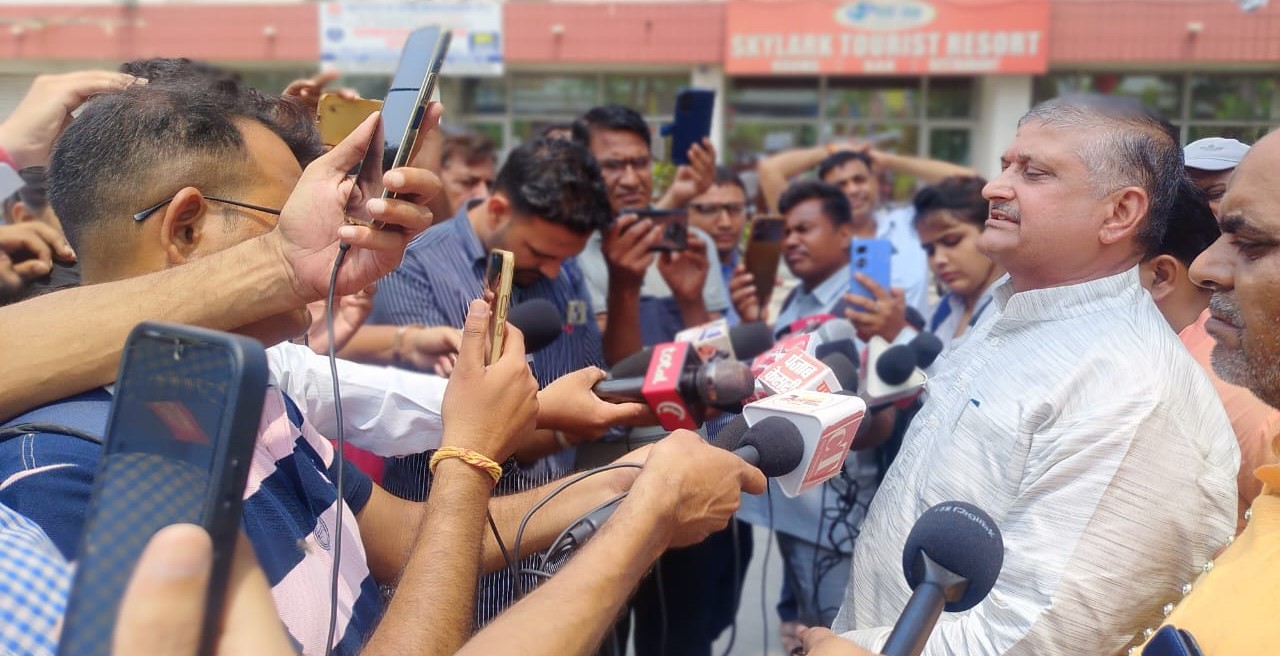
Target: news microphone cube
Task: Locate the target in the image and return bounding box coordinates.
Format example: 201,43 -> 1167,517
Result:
675,318 -> 734,363
743,391 -> 866,497
641,341 -> 704,431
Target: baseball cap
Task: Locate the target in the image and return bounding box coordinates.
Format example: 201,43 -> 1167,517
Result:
1184,137 -> 1251,171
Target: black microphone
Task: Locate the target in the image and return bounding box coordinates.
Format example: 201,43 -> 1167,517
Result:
609,346 -> 655,378
507,298 -> 562,354
553,417 -> 804,556
821,352 -> 860,393
593,358 -> 757,412
876,344 -> 918,386
904,305 -> 927,332
909,331 -> 944,370
882,501 -> 1005,656
727,321 -> 775,360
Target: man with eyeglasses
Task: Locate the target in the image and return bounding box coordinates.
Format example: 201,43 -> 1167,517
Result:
688,166 -> 753,327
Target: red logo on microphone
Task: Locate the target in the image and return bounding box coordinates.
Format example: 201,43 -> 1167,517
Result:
641,341 -> 700,430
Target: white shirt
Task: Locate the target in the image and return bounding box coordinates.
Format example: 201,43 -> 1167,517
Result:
266,342 -> 445,457
833,267 -> 1239,655
577,225 -> 729,314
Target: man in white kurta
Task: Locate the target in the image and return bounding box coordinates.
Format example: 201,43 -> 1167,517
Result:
828,95 -> 1240,655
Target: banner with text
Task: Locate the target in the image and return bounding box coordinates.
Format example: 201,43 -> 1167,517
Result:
726,0 -> 1049,75
319,2 -> 502,76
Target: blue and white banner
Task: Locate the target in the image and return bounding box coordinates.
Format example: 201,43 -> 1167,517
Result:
319,2 -> 503,76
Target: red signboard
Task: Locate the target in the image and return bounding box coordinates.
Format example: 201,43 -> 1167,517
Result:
726,0 -> 1050,75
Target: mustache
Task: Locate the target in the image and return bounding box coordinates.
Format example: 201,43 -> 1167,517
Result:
990,202 -> 1020,221
1209,293 -> 1242,325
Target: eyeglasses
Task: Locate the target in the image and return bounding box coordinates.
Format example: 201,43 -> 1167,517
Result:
597,156 -> 652,176
133,195 -> 283,222
689,202 -> 747,218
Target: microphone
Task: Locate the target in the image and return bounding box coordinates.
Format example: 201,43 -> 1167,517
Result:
675,318 -> 774,363
609,346 -> 655,378
909,331 -> 944,370
882,501 -> 1005,656
507,298 -> 563,354
592,342 -> 757,430
821,352 -> 860,392
862,336 -> 927,408
812,318 -> 860,365
784,312 -> 837,336
904,305 -> 927,332
741,390 -> 867,497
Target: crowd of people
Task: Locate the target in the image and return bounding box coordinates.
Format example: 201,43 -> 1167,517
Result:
0,59 -> 1277,656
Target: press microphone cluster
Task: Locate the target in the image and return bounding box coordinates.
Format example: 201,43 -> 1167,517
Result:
882,501 -> 1005,656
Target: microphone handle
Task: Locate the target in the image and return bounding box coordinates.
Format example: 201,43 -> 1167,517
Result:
881,581 -> 947,656
591,377 -> 643,404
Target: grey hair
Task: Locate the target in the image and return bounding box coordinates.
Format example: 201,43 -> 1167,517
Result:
1019,94 -> 1184,254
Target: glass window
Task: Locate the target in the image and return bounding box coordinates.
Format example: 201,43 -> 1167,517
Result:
928,128 -> 971,168
1190,75 -> 1279,122
510,75 -> 598,116
825,77 -> 919,120
1033,73 -> 1182,118
725,121 -> 818,166
604,74 -> 687,116
460,78 -> 506,116
728,77 -> 820,118
1186,124 -> 1275,144
927,78 -> 974,119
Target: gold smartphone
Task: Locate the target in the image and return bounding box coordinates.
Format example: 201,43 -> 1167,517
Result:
484,249 -> 515,365
317,95 -> 383,147
743,216 -> 786,309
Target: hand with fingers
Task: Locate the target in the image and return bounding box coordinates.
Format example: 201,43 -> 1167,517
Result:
0,222 -> 77,300
536,367 -> 657,437
304,284 -> 377,355
657,231 -> 711,305
602,213 -> 661,290
0,70 -> 143,170
439,299 -> 540,463
626,430 -> 766,549
728,263 -> 763,323
282,69 -> 360,116
269,107 -> 444,303
112,526 -> 294,656
399,326 -> 463,377
661,138 -> 717,209
842,273 -> 908,342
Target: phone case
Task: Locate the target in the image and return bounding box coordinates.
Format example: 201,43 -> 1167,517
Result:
744,217 -> 785,308
1142,626 -> 1204,656
486,250 -> 515,366
849,238 -> 894,302
638,209 -> 689,252
666,88 -> 715,165
58,322 -> 267,656
317,95 -> 384,147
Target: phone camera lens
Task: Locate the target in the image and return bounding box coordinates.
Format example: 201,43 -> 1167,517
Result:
856,257 -> 867,268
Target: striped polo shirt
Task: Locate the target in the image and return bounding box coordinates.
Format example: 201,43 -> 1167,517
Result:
0,387 -> 382,655
369,201 -> 607,623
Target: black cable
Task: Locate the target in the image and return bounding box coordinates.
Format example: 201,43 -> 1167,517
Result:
718,519 -> 741,656
488,510 -> 517,581
512,462 -> 644,600
323,242 -> 351,656
518,568 -> 555,581
541,491 -> 629,568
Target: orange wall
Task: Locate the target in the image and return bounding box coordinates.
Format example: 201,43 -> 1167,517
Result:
0,1 -> 1276,67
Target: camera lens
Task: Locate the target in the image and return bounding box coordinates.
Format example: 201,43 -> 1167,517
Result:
856,257 -> 867,268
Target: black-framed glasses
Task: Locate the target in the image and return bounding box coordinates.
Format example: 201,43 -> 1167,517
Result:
133,195 -> 283,222
689,202 -> 747,218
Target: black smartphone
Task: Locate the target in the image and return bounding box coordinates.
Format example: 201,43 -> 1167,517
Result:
665,88 -> 715,165
347,26 -> 452,229
57,322 -> 267,656
631,207 -> 689,252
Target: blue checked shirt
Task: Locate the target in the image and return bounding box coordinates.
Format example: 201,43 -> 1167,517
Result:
0,503 -> 71,656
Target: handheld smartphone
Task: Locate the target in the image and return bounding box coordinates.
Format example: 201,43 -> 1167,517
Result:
1142,625 -> 1204,656
743,216 -> 785,308
484,249 -> 515,366
849,238 -> 894,301
632,207 -> 689,252
317,94 -> 383,147
665,88 -> 715,165
347,26 -> 452,229
58,322 -> 267,656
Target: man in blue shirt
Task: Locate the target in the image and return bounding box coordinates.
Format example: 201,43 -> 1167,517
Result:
688,166 -> 752,328
369,137 -> 628,624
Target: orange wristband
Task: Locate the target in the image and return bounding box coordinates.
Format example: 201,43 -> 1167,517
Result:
429,446 -> 503,484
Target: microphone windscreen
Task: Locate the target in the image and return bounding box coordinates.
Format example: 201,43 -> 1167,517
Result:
875,344 -> 918,385
507,298 -> 562,354
729,322 -> 775,361
910,331 -> 944,370
609,346 -> 655,379
739,416 -> 805,477
699,360 -> 756,409
902,501 -> 1004,613
820,352 -> 860,392
904,305 -> 927,331
710,415 -> 750,451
